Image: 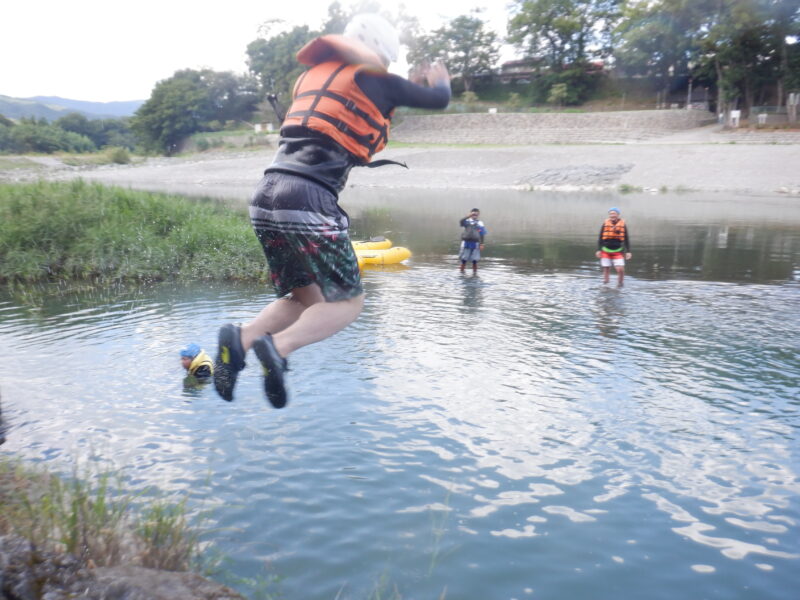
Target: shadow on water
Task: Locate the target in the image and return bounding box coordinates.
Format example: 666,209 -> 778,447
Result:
1,188 -> 799,599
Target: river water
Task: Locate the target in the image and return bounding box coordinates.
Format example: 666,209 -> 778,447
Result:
1,189 -> 799,599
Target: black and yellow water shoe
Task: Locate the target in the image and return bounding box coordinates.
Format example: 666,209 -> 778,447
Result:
213,323 -> 246,402
252,333 -> 289,409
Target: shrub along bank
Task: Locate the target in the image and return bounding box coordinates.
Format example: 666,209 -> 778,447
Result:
0,180 -> 266,284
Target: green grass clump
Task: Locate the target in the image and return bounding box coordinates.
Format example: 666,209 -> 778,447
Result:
59,147 -> 133,167
618,183 -> 643,194
0,180 -> 267,283
0,157 -> 43,171
0,457 -> 202,571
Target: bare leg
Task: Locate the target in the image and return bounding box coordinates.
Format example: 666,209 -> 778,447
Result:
602,266 -> 611,284
460,261 -> 466,272
616,266 -> 625,287
240,296 -> 307,352
271,285 -> 365,357
472,261 -> 478,273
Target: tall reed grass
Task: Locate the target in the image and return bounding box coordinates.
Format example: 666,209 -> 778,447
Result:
0,457 -> 203,571
0,180 -> 267,283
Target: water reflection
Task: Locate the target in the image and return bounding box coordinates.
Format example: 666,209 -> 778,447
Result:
594,288 -> 625,340
343,188 -> 800,284
459,273 -> 485,313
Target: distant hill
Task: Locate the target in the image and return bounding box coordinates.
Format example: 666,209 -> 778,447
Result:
0,95 -> 145,121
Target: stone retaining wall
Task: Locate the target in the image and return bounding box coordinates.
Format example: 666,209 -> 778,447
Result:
711,129 -> 800,144
391,109 -> 716,144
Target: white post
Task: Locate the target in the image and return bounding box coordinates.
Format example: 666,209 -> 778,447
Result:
686,77 -> 692,109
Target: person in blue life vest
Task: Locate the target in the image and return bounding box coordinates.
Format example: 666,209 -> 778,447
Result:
180,343 -> 214,380
459,208 -> 487,273
595,207 -> 632,287
213,13 -> 451,409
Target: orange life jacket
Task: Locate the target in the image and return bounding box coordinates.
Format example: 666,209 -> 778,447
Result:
283,61 -> 392,163
601,218 -> 627,242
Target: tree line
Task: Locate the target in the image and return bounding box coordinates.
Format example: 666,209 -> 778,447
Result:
0,113 -> 135,154
3,0 -> 798,155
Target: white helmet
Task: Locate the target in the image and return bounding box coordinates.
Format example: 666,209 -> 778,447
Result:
343,13 -> 399,66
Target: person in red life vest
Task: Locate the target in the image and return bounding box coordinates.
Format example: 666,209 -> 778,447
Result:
214,14 -> 451,408
595,207 -> 632,287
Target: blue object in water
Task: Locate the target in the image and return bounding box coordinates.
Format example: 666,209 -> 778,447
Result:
180,343 -> 200,358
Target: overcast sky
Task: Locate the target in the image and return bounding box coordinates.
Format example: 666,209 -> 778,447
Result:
1,0 -> 516,103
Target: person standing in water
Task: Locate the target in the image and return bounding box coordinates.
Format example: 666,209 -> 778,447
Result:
459,208 -> 487,273
213,14 -> 451,408
595,207 -> 632,287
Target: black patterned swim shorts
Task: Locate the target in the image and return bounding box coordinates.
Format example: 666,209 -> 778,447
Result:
249,172 -> 363,302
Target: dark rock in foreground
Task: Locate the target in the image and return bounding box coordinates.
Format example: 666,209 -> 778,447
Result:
0,536 -> 244,600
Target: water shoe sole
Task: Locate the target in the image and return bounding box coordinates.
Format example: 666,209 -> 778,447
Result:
213,323 -> 246,402
252,334 -> 288,409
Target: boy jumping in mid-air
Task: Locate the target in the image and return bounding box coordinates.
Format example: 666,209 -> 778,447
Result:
214,14 -> 451,408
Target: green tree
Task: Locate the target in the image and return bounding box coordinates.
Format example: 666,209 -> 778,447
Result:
787,38 -> 800,93
548,82 -> 569,105
509,0 -> 618,104
247,24 -> 315,107
614,0 -> 704,105
769,0 -> 800,105
507,91 -> 526,110
2,118 -> 95,153
203,71 -> 260,124
132,69 -> 257,154
405,29 -> 449,70
55,112 -> 97,140
695,0 -> 792,116
615,0 -> 799,115
56,113 -> 137,150
321,1 -> 352,34
433,12 -> 500,92
508,0 -> 620,70
132,71 -> 213,154
95,118 -> 137,149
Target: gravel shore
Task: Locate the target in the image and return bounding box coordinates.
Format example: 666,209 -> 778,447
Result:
3,124 -> 799,198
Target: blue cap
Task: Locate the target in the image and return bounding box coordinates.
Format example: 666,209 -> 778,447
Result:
180,343 -> 201,358
608,207 -> 621,214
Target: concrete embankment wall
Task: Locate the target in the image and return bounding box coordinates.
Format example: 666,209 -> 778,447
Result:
391,109 -> 716,144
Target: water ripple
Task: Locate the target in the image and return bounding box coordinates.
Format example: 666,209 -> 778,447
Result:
1,265 -> 798,599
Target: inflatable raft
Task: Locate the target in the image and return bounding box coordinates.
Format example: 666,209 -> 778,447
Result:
352,236 -> 412,267
352,237 -> 393,251
358,246 -> 412,265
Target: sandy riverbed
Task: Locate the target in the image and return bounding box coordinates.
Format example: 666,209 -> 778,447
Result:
3,127 -> 799,198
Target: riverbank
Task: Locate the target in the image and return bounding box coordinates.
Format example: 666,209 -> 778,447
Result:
0,454 -> 245,599
0,181 -> 265,284
1,120 -> 798,197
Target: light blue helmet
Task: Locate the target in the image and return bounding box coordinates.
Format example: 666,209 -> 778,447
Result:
180,343 -> 201,358
608,207 -> 621,215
